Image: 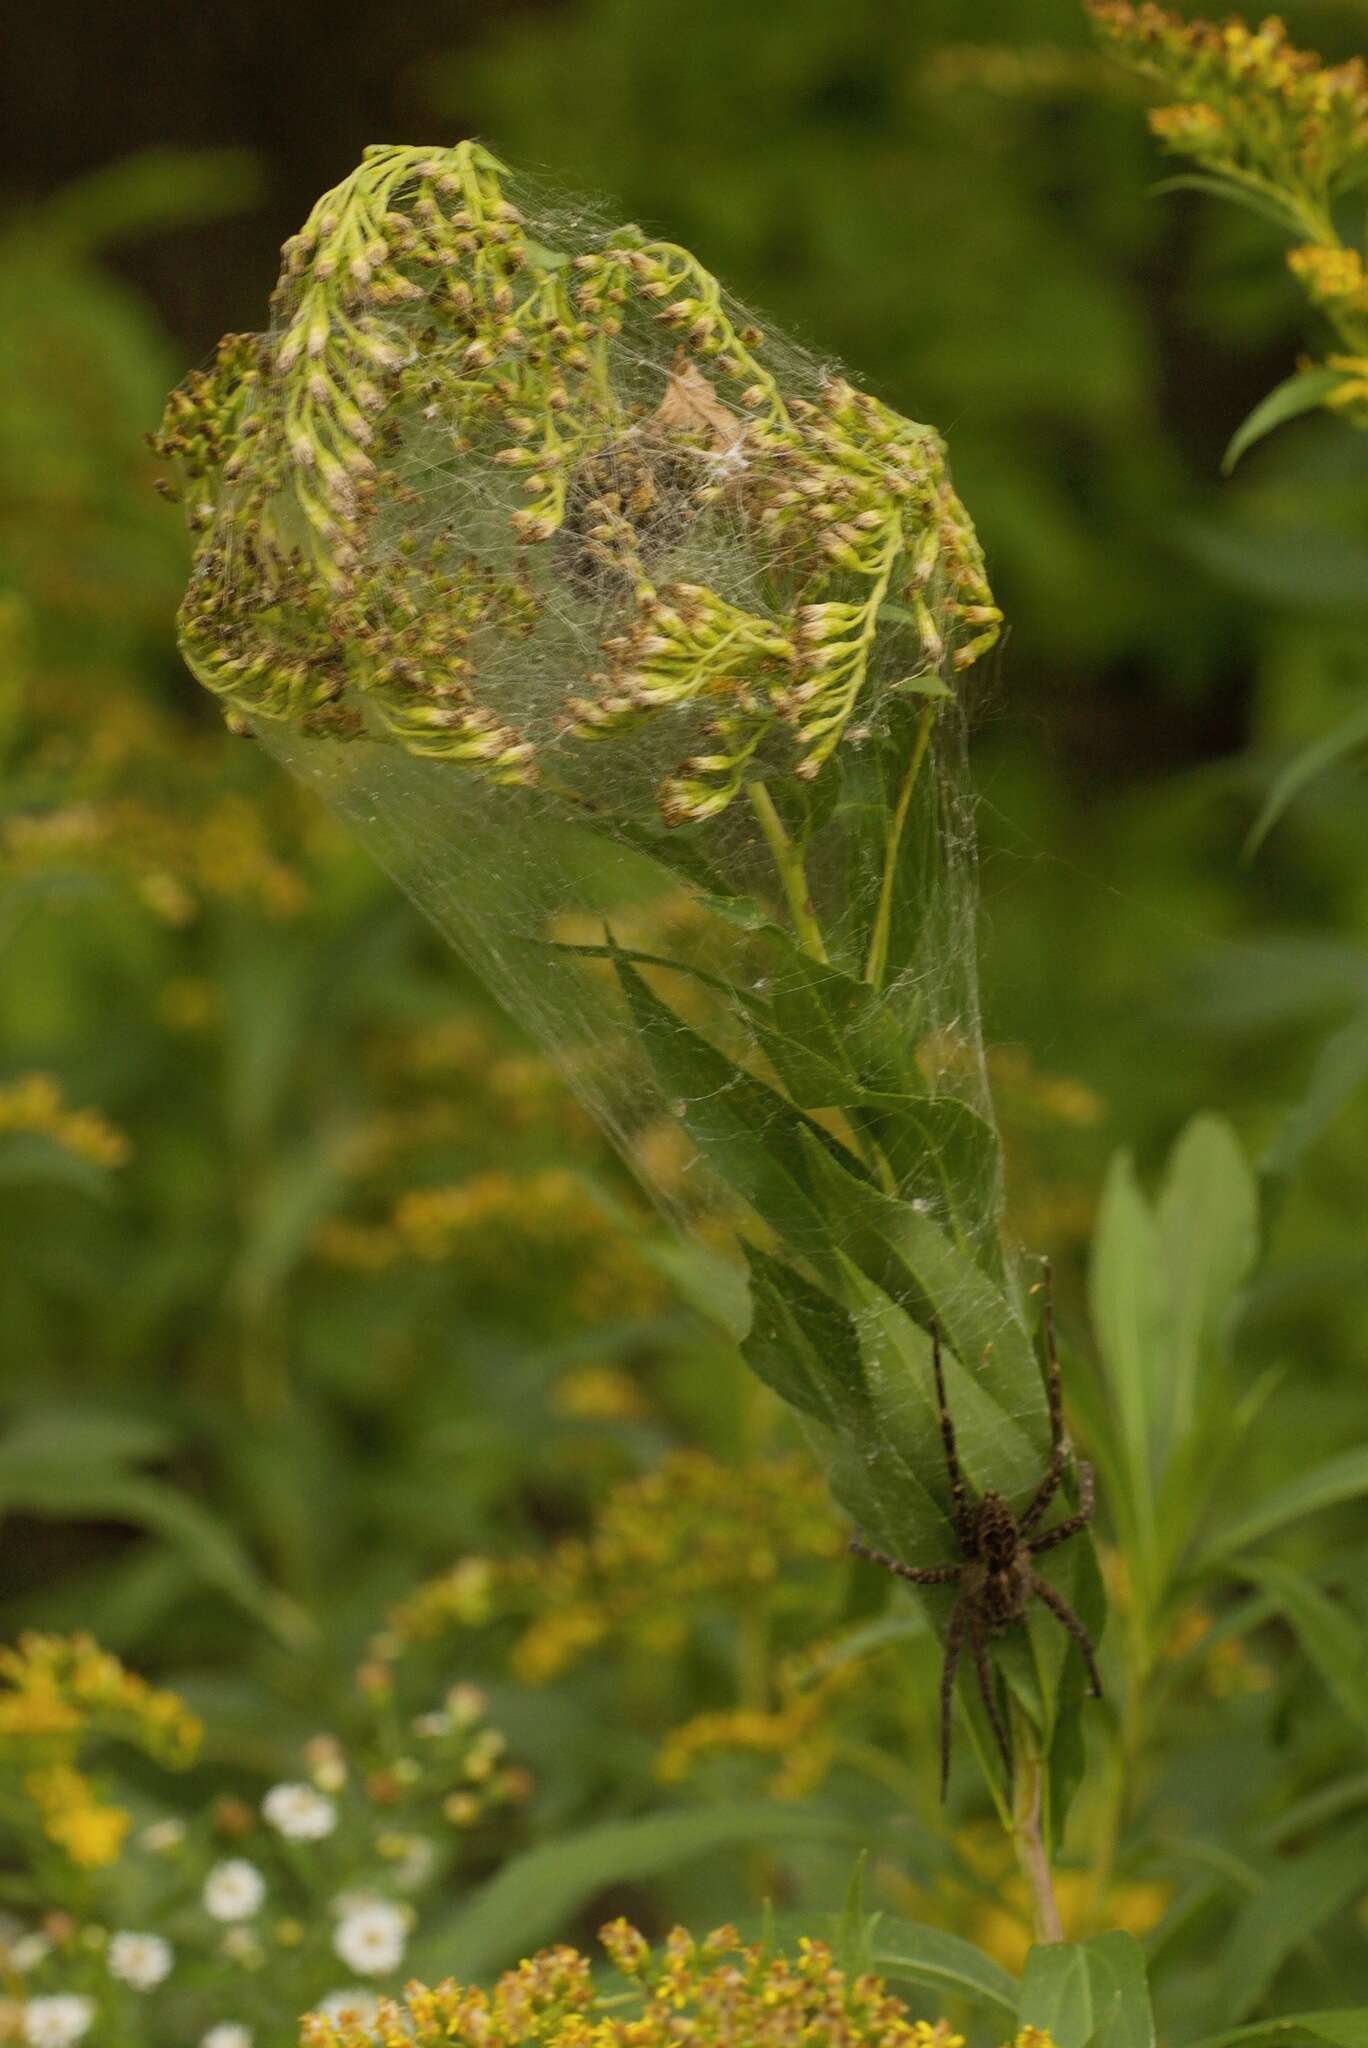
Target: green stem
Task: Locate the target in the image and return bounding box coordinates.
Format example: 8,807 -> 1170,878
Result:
748,780 -> 829,964
1088,1614 -> 1152,1933
1010,1699 -> 1063,1944
864,700 -> 937,992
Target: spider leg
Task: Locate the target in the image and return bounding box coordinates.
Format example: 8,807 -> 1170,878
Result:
1027,1461 -> 1095,1555
929,1319 -> 973,1550
939,1596 -> 969,1802
1018,1259 -> 1068,1538
849,1535 -> 963,1587
968,1610 -> 1013,1788
1029,1568 -> 1104,1697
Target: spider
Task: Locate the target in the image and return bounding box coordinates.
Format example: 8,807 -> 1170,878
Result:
851,1265 -> 1102,1799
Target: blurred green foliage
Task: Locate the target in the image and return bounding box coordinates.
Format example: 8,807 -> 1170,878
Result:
1,0 -> 1367,2040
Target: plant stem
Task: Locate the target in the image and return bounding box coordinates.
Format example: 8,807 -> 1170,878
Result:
864,700 -> 937,993
748,780 -> 830,964
1010,1703 -> 1064,1944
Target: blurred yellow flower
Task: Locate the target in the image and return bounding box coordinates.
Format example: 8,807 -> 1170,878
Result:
23,1764 -> 129,1869
0,1074 -> 130,1170
390,1451 -> 843,1686
0,1635 -> 201,1870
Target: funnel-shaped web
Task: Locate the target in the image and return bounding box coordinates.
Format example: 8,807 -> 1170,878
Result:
157,141 -> 1102,1803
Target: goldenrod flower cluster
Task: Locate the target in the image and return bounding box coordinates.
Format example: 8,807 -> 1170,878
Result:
0,1634 -> 201,1766
2,757 -> 310,928
300,1921 -> 976,2048
0,1076 -> 130,1172
1088,6 -> 1368,221
2,1644 -> 528,2040
388,1452 -> 843,1683
1287,243 -> 1368,321
1089,3 -> 1368,418
2,636 -> 319,926
157,141 -> 998,827
372,1015 -> 583,1140
0,1635 -> 201,1870
315,1166 -> 662,1323
657,1653 -> 856,1798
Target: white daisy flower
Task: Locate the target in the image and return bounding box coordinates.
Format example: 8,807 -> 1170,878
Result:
22,1996 -> 96,2047
261,1781 -> 336,1840
139,1818 -> 187,1854
108,1930 -> 174,1989
10,1934 -> 50,1974
203,1859 -> 266,1922
332,1898 -> 407,1976
201,2026 -> 253,2048
316,1988 -> 381,2027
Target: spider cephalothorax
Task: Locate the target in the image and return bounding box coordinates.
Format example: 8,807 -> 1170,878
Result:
851,1265 -> 1101,1798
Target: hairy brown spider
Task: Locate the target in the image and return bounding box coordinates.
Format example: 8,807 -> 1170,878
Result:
851,1265 -> 1101,1799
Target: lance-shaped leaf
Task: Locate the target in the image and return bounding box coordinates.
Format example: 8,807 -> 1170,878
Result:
611,948 -> 860,1256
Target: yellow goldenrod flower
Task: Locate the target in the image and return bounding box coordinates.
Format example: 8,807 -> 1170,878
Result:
300,1923 -> 991,2048
1089,1 -> 1368,215
551,1364 -> 650,1423
0,1075 -> 130,1170
317,1167 -> 663,1322
22,1765 -> 129,1870
0,1634 -> 201,1870
1288,243 -> 1368,315
0,1634 -> 201,1767
389,1452 -> 843,1685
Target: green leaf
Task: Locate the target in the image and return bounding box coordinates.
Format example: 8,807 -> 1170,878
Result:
1223,368 -> 1352,475
0,1406 -> 176,1470
1176,518 -> 1368,617
0,1461 -> 311,1648
1199,1445 -> 1368,1563
855,1095 -> 1002,1247
806,1610 -> 933,1673
646,1236 -> 752,1342
1148,173 -> 1303,233
1245,702 -> 1368,857
1156,1115 -> 1258,1443
612,950 -> 841,1256
741,1244 -> 867,1427
1087,1149 -> 1164,1556
1215,1821 -> 1368,2022
835,1852 -> 875,1975
740,1248 -> 934,1543
873,1919 -> 1019,2027
795,1128 -> 1047,1481
411,1803 -> 850,1980
1189,2011 -> 1368,2048
1019,1932 -> 1154,2048
1233,1557 -> 1368,1741
31,147 -> 265,256
840,1257 -> 1042,1511
0,1131 -> 117,1200
1263,1001 -> 1368,1188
